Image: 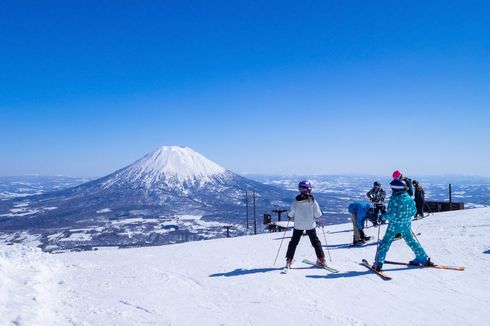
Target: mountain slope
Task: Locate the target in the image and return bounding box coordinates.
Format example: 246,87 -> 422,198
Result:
0,146 -> 291,249
0,147 -> 288,225
2,207 -> 489,325
103,145 -> 228,188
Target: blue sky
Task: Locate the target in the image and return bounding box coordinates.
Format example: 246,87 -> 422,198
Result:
1,1 -> 489,177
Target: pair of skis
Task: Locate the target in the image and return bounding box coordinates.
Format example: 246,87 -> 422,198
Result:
360,259 -> 465,280
281,258 -> 464,279
281,259 -> 339,274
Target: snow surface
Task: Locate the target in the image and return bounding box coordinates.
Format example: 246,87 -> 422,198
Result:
1,208 -> 490,325
0,245 -> 62,325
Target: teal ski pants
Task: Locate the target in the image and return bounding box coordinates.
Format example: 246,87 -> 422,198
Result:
376,222 -> 428,264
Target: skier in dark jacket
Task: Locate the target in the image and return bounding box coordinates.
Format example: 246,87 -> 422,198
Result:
366,181 -> 386,226
412,180 -> 425,219
285,180 -> 326,268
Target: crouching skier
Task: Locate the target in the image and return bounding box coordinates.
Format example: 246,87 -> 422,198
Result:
372,178 -> 434,271
348,201 -> 373,246
285,180 -> 326,268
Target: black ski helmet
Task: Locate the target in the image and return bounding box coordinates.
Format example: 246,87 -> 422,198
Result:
390,178 -> 406,190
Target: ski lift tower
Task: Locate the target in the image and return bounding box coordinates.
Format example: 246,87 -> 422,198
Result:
272,207 -> 288,222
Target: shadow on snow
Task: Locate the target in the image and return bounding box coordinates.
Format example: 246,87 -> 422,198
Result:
324,241 -> 378,250
306,270 -> 371,279
209,266 -> 314,277
272,236 -> 292,240
305,266 -> 413,279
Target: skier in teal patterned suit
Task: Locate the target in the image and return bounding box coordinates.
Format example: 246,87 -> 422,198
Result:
372,178 -> 433,271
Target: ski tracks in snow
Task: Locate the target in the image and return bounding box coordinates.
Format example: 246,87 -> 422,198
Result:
53,250 -> 226,325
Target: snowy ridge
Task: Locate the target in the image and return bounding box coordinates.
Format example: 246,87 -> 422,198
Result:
2,207 -> 489,325
103,146 -> 227,189
0,245 -> 63,325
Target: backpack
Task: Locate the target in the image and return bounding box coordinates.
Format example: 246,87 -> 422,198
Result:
404,177 -> 414,197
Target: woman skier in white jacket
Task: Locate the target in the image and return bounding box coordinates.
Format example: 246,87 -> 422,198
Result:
285,180 -> 326,267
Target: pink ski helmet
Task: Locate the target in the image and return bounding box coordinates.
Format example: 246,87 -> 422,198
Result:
392,170 -> 402,179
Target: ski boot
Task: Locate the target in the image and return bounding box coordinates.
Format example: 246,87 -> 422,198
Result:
316,257 -> 326,267
359,231 -> 371,242
409,257 -> 434,267
352,239 -> 366,246
372,261 -> 383,271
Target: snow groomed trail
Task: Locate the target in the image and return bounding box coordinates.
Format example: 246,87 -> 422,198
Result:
2,208 -> 490,325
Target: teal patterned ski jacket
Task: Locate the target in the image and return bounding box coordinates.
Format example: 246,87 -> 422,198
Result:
382,191 -> 416,225
376,190 -> 428,264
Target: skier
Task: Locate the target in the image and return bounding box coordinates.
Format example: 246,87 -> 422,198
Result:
392,170 -> 414,239
392,170 -> 414,197
285,180 -> 326,267
372,178 -> 433,271
348,201 -> 373,246
412,180 -> 426,219
366,181 -> 387,226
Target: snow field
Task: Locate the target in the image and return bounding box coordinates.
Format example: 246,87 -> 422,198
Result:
0,245 -> 64,325
1,207 -> 490,325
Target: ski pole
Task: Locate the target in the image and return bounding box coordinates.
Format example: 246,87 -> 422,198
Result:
273,219 -> 290,266
423,201 -> 432,217
374,219 -> 383,263
321,225 -> 332,262
412,230 -> 421,245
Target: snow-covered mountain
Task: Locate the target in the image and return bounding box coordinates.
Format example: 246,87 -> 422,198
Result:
105,145 -> 228,188
88,146 -> 284,210
0,146 -> 290,250
2,207 -> 489,325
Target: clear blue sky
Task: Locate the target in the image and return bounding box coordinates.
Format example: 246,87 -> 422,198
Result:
1,1 -> 489,177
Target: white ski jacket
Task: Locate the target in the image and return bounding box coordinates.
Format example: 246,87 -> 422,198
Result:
288,197 -> 322,230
